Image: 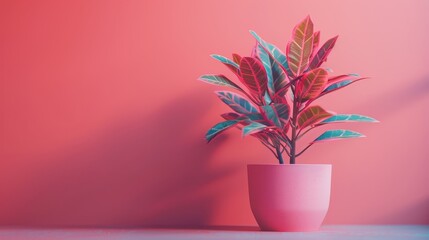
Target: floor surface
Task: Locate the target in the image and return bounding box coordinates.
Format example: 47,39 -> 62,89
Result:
0,225 -> 427,240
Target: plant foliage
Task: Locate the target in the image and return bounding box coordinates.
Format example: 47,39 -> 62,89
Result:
199,16 -> 378,164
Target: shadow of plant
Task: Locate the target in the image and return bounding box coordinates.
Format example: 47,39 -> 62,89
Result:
0,91 -> 240,227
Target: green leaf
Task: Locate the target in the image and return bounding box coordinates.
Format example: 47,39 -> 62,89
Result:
296,68 -> 328,101
297,105 -> 332,129
313,129 -> 365,143
239,57 -> 268,99
242,122 -> 267,136
211,54 -> 240,76
319,114 -> 379,125
249,30 -> 294,78
262,103 -> 290,128
255,45 -> 274,94
206,120 -> 239,142
216,91 -> 258,115
263,91 -> 272,104
221,112 -> 240,120
322,77 -> 367,95
221,112 -> 265,123
198,74 -> 243,91
286,16 -> 314,76
256,45 -> 288,96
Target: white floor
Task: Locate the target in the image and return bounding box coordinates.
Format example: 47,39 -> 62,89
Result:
0,225 -> 427,240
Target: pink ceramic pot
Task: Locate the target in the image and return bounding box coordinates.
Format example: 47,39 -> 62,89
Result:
247,164 -> 331,232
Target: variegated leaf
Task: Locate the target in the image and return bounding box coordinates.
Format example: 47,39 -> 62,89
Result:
221,112 -> 240,121
308,36 -> 338,70
262,103 -> 290,128
198,74 -> 243,91
313,129 -> 365,143
254,131 -> 281,147
322,77 -> 367,95
216,91 -> 258,115
211,54 -> 240,76
319,114 -> 378,125
286,16 -> 314,76
221,112 -> 265,122
255,45 -> 274,94
243,122 -> 268,136
311,31 -> 320,59
249,30 -> 294,78
206,120 -> 239,142
255,45 -> 288,95
239,57 -> 268,98
270,53 -> 288,94
232,53 -> 242,65
324,80 -> 352,93
297,105 -> 332,129
296,68 -> 328,101
328,74 -> 359,84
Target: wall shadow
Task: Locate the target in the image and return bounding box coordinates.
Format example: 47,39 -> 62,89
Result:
359,76 -> 429,118
374,198 -> 429,224
0,91 -> 240,228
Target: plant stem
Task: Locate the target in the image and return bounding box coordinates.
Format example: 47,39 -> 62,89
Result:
289,84 -> 299,164
276,145 -> 284,164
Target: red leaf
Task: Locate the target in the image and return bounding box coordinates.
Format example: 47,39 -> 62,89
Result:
221,112 -> 240,120
239,57 -> 268,99
286,16 -> 314,77
296,68 -> 328,101
232,53 -> 242,65
310,31 -> 320,59
328,74 -> 353,84
297,105 -> 332,129
308,36 -> 338,70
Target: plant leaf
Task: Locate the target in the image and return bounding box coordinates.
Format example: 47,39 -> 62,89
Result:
243,122 -> 267,136
324,80 -> 352,92
313,129 -> 365,143
221,112 -> 240,120
286,16 -> 314,76
221,112 -> 265,122
328,74 -> 358,84
255,45 -> 274,94
262,103 -> 290,128
296,68 -> 328,101
319,114 -> 379,125
239,57 -> 268,99
211,54 -> 240,76
254,131 -> 281,147
322,77 -> 367,95
249,30 -> 294,78
232,53 -> 242,65
206,120 -> 239,142
198,74 -> 243,91
297,105 -> 332,129
216,91 -> 258,115
308,36 -> 338,70
270,53 -> 288,94
255,45 -> 288,96
311,31 -> 320,59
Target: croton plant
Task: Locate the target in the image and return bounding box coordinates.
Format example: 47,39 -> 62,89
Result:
199,16 -> 377,164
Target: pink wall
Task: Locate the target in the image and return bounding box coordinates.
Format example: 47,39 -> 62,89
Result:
1,0 -> 429,227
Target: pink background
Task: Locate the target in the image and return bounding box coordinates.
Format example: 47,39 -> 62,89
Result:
1,0 -> 429,227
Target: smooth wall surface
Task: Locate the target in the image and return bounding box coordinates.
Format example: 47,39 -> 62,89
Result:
1,0 -> 428,227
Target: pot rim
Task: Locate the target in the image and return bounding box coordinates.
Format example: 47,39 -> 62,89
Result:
247,163 -> 331,167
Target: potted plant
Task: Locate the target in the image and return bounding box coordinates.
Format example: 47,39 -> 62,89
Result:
199,16 -> 377,232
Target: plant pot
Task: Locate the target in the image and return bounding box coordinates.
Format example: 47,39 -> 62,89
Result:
247,164 -> 331,232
